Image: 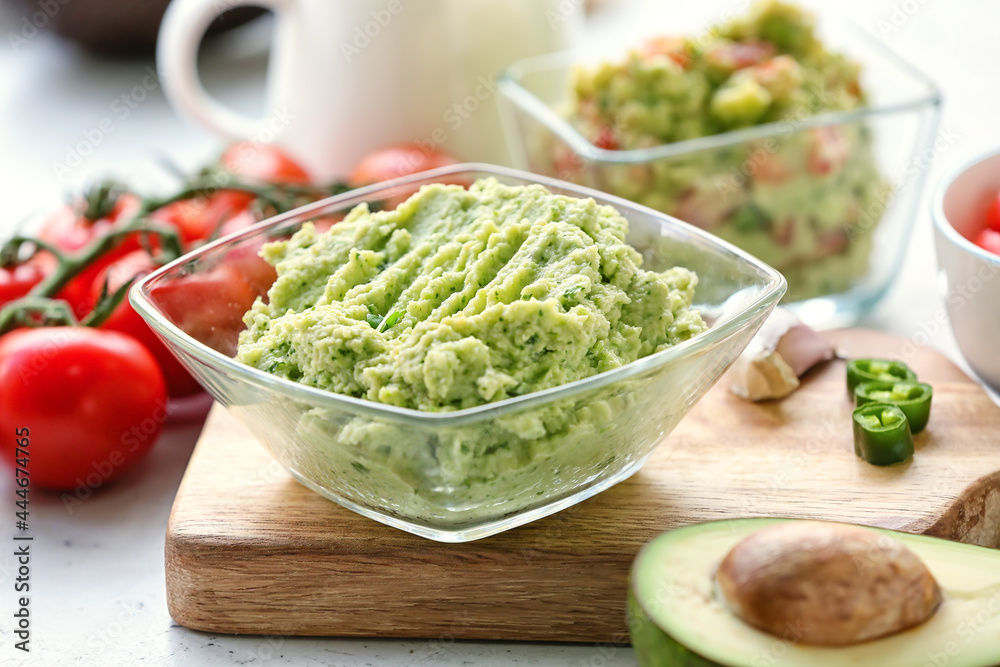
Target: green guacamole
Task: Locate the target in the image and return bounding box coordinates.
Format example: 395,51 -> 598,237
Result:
237,178 -> 706,411
555,0 -> 889,301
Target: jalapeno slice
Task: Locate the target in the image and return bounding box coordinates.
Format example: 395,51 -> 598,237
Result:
846,359 -> 917,394
852,403 -> 914,466
854,381 -> 933,434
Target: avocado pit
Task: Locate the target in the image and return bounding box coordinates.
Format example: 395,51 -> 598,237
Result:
715,521 -> 942,646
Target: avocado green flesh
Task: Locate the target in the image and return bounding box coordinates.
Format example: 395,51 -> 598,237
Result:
630,519 -> 1000,667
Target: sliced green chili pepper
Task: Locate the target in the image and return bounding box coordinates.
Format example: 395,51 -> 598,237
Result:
855,381 -> 933,434
846,359 -> 917,394
852,403 -> 914,466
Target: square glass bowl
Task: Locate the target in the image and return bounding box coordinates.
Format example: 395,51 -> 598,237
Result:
131,164 -> 784,542
498,16 -> 941,328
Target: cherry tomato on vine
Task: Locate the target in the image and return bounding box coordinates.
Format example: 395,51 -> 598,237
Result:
149,262 -> 262,358
0,327 -> 167,492
39,193 -> 142,255
39,194 -> 144,318
91,251 -> 204,398
348,143 -> 461,209
348,143 -> 460,188
0,257 -> 52,308
220,141 -> 312,186
152,190 -> 257,246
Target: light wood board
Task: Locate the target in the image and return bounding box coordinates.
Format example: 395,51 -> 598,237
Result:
165,329 -> 1000,642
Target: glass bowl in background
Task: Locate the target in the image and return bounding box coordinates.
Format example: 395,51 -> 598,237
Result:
498,16 -> 941,328
131,164 -> 784,542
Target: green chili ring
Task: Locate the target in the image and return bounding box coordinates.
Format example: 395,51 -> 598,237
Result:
855,381 -> 933,434
852,403 -> 914,466
846,358 -> 917,394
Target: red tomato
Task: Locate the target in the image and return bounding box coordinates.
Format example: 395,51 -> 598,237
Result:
974,228 -> 1000,256
0,259 -> 49,308
553,144 -> 586,182
593,126 -> 621,151
39,193 -> 142,254
221,242 -> 278,297
0,327 -> 167,492
149,263 -> 261,358
641,36 -> 690,69
91,251 -> 204,398
58,257 -> 116,319
705,40 -> 776,72
40,194 -> 143,319
753,153 -> 793,184
152,190 -> 256,246
985,191 -> 1000,233
348,143 -> 460,188
221,141 -> 312,186
349,143 -> 462,210
806,126 -> 848,176
218,209 -> 264,239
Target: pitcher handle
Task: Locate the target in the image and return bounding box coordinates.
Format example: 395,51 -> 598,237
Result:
157,0 -> 294,138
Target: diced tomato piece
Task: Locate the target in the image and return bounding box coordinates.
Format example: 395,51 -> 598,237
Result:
974,228 -> 1000,256
706,40 -> 776,72
984,191 -> 1000,233
806,126 -> 848,176
641,36 -> 691,69
594,126 -> 621,151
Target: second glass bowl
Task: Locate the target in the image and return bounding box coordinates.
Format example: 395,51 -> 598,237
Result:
498,16 -> 941,328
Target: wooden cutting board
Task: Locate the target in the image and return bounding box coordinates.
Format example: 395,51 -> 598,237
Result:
165,329 -> 1000,642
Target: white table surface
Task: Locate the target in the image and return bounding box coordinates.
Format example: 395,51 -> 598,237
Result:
1,1 -> 998,664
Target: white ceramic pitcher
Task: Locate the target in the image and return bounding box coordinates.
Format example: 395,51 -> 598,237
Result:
157,0 -> 581,179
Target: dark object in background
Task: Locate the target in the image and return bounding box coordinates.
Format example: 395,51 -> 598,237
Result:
7,0 -> 264,57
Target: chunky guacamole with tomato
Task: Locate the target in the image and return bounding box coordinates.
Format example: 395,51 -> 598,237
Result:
556,0 -> 888,301
237,178 -> 706,410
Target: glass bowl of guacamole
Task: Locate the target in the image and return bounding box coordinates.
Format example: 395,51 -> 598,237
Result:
498,0 -> 941,327
132,164 -> 784,542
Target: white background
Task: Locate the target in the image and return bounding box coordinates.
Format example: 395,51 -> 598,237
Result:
0,0 -> 998,664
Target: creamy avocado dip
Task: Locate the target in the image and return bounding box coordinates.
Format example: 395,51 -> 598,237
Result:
554,0 -> 889,301
238,178 -> 705,410
235,178 -> 707,527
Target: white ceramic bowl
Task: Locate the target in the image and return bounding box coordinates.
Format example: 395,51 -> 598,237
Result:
932,150 -> 1000,390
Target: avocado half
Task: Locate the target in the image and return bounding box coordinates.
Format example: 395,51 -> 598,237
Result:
629,518 -> 1000,667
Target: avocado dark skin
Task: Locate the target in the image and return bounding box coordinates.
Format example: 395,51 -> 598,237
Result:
6,0 -> 263,57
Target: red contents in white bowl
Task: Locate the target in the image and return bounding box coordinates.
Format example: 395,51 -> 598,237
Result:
971,189 -> 1000,256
